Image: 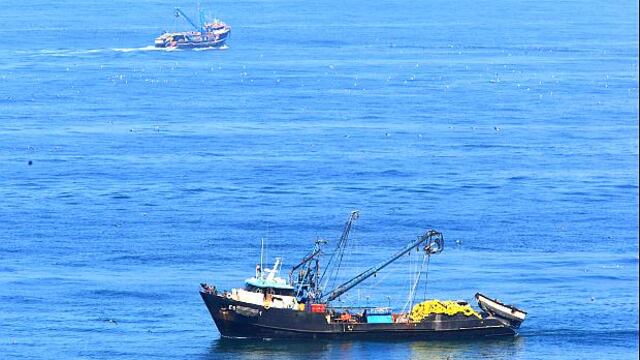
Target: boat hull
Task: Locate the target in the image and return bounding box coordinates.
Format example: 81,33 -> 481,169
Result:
154,38 -> 227,49
200,292 -> 519,340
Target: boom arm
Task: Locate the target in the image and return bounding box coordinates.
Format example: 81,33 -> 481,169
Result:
291,247 -> 323,273
174,8 -> 201,32
321,229 -> 444,303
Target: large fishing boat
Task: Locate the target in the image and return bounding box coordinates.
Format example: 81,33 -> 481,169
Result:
200,211 -> 526,339
155,8 -> 230,49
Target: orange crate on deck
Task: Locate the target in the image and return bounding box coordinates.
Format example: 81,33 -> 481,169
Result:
311,304 -> 326,313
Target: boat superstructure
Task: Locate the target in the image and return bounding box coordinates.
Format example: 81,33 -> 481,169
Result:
155,8 -> 230,49
227,257 -> 299,310
200,211 -> 527,339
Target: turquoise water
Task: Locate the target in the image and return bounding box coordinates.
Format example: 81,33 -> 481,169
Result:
0,0 -> 638,359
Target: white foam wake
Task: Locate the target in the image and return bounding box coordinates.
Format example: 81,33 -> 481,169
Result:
16,44 -> 228,57
111,45 -> 177,53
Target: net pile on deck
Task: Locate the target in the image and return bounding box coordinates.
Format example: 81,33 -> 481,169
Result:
409,300 -> 482,322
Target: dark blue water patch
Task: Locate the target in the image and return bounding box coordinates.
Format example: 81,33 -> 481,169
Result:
34,157 -> 71,164
184,218 -> 204,224
109,193 -> 132,200
11,181 -> 48,190
457,143 -> 528,150
523,329 -> 639,347
78,349 -> 141,358
51,260 -> 93,268
460,45 -> 594,54
401,187 -> 439,195
192,152 -> 232,158
459,183 -> 502,190
54,192 -> 76,199
613,183 -> 639,190
516,273 -> 627,285
205,336 -> 527,360
257,188 -> 300,195
3,295 -> 46,305
619,256 -> 640,265
106,252 -> 170,265
381,169 -> 412,177
182,187 -> 207,193
0,264 -> 17,273
0,248 -> 22,254
89,289 -> 165,300
580,274 -> 629,282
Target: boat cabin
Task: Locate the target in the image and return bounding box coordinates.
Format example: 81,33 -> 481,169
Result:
228,258 -> 299,309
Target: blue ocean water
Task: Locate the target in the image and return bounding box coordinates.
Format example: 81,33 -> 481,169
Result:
0,0 -> 638,358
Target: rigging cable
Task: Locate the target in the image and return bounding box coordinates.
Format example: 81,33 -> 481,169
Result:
319,211 -> 358,294
422,253 -> 431,301
323,217 -> 357,296
402,252 -> 428,314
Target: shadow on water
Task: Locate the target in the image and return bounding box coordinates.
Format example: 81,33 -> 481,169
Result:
202,336 -> 525,360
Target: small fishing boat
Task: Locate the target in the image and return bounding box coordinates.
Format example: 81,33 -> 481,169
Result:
200,211 -> 527,339
476,292 -> 527,327
155,8 -> 230,49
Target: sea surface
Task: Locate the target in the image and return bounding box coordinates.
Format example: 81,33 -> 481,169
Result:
0,0 -> 638,359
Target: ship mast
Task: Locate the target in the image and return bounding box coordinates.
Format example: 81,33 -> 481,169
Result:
290,239 -> 325,299
320,229 -> 444,303
318,210 -> 360,293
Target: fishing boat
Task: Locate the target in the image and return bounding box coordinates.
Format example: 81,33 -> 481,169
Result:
155,8 -> 230,49
200,211 -> 527,339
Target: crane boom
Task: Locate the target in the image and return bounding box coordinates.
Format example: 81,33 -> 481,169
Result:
321,229 -> 444,303
291,247 -> 322,273
174,8 -> 202,32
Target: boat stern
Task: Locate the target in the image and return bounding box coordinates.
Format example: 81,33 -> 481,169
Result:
155,34 -> 169,47
475,292 -> 527,329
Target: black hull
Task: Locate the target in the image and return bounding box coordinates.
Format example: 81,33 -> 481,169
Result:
200,292 -> 519,340
155,40 -> 227,49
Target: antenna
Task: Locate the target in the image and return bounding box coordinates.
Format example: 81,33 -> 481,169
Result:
260,237 -> 265,275
196,1 -> 201,26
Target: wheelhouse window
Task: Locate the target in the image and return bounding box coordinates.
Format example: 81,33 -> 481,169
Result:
245,285 -> 293,297
272,288 -> 294,296
245,285 -> 263,293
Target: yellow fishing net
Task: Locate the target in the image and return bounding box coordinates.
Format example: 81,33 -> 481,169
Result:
409,300 -> 482,322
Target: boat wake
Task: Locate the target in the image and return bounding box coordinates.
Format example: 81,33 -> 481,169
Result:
111,46 -> 179,53
17,48 -> 108,57
13,47 -> 158,57
192,45 -> 229,51
16,45 -> 229,57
